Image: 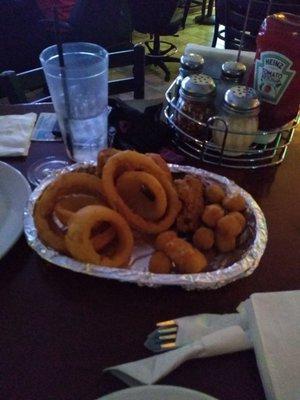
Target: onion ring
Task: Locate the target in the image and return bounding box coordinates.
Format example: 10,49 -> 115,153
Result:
91,226 -> 116,251
65,205 -> 133,267
54,193 -> 104,226
115,171 -> 167,221
97,149 -> 172,180
33,172 -> 105,253
96,148 -> 120,177
102,151 -> 181,234
146,153 -> 172,180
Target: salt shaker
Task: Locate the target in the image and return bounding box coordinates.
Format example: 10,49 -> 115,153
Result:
212,86 -> 260,155
174,74 -> 216,138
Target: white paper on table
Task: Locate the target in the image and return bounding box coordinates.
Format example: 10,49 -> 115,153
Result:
239,291 -> 300,400
0,113 -> 37,156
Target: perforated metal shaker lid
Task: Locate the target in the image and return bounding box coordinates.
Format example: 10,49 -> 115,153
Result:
180,74 -> 216,101
221,61 -> 246,82
180,53 -> 204,71
224,86 -> 260,115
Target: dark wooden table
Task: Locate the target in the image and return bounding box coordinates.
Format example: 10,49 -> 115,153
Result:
0,103 -> 299,400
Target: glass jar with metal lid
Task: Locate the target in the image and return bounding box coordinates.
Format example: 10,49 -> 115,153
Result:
174,73 -> 216,138
179,52 -> 204,78
215,61 -> 247,110
212,85 -> 260,155
221,61 -> 246,82
173,53 -> 205,102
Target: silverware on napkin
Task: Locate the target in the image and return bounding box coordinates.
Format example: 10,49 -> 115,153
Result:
105,291 -> 300,400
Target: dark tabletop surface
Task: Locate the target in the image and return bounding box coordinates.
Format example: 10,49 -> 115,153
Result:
0,103 -> 299,400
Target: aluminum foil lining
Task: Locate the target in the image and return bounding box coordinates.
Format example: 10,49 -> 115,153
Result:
24,162 -> 268,290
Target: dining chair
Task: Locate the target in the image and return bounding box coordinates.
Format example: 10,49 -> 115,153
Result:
66,0 -> 133,52
0,44 -> 145,104
181,0 -> 204,29
212,0 -> 300,50
128,0 -> 184,81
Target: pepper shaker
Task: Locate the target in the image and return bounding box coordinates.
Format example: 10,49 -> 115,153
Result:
173,53 -> 205,102
174,73 -> 216,138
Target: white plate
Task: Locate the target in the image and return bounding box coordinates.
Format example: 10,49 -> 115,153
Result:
98,385 -> 218,400
0,162 -> 31,259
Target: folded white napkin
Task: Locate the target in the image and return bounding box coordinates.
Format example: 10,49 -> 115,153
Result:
106,325 -> 251,387
241,291 -> 300,400
0,113 -> 37,156
105,291 -> 300,400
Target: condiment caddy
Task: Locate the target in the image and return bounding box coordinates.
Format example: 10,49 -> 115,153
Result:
165,77 -> 298,168
164,11 -> 299,169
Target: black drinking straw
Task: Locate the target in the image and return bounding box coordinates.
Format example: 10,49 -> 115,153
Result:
53,7 -> 74,158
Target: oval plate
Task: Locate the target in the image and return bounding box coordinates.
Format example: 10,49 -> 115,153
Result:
24,163 -> 267,290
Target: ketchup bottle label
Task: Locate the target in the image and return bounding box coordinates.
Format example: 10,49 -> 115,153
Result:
254,51 -> 296,105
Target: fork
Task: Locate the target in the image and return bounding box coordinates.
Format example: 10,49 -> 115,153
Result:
156,319 -> 178,351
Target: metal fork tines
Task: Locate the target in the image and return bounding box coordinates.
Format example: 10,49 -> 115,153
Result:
156,320 -> 178,350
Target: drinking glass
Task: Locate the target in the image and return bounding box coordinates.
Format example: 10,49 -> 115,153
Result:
40,42 -> 109,163
27,42 -> 109,186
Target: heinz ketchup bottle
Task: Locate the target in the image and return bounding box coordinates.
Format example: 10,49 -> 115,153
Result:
248,13 -> 300,130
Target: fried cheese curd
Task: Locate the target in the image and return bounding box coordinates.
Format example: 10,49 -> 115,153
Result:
215,212 -> 246,253
174,174 -> 204,233
193,226 -> 215,250
229,211 -> 246,231
202,204 -> 225,228
215,233 -> 236,253
222,194 -> 246,212
155,231 -> 207,273
216,214 -> 243,237
205,183 -> 225,204
149,251 -> 173,274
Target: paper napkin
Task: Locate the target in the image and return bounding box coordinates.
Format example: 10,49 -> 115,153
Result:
106,325 -> 251,387
0,113 -> 37,156
105,291 -> 300,400
240,291 -> 300,400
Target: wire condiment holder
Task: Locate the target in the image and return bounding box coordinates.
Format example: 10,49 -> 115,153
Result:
164,80 -> 299,169
164,0 -> 299,169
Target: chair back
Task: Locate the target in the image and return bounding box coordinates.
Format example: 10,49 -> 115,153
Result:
129,0 -> 182,33
68,0 -> 133,51
222,0 -> 300,50
0,44 -> 145,104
